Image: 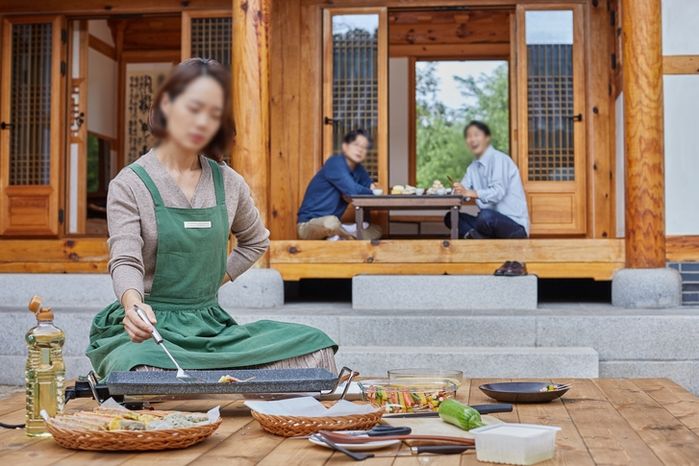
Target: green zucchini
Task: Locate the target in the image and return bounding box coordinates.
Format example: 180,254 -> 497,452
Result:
438,399 -> 485,431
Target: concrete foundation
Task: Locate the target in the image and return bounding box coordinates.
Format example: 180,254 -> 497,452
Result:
612,268 -> 682,308
352,275 -> 538,311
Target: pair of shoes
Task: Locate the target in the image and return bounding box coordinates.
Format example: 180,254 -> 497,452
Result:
494,261 -> 528,276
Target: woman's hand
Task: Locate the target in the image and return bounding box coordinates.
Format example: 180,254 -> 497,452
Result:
121,289 -> 157,343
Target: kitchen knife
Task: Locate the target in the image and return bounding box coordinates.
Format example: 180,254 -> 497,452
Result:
367,445 -> 475,459
383,403 -> 512,418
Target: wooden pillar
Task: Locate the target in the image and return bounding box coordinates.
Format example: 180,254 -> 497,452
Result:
621,0 -> 665,268
232,0 -> 270,227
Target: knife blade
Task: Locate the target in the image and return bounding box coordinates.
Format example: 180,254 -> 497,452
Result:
369,445 -> 475,458
383,403 -> 512,418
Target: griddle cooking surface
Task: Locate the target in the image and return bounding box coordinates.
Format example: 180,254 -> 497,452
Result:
105,368 -> 338,395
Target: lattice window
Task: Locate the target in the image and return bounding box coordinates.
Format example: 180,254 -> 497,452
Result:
331,15 -> 379,180
9,23 -> 53,185
525,11 -> 575,182
191,17 -> 232,68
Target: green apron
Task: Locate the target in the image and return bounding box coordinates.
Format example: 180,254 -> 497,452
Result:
87,158 -> 337,378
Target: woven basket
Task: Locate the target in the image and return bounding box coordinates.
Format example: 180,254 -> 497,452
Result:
250,406 -> 383,437
46,416 -> 222,451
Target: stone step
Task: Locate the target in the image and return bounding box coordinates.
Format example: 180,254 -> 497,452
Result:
352,275 -> 538,311
0,270 -> 284,309
335,346 -> 599,379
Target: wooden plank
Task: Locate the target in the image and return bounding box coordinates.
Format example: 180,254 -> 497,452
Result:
389,43 -> 510,58
516,378 -> 595,466
666,235 -> 699,262
595,378 -> 699,465
560,378 -> 663,465
585,0 -> 614,239
0,0 -> 230,14
269,0 -> 301,240
634,378 -> 699,437
272,262 -> 622,281
663,55 -> 699,75
187,420 -> 285,466
0,238 -> 108,262
232,0 -> 270,231
622,0 -> 666,268
270,239 -> 625,264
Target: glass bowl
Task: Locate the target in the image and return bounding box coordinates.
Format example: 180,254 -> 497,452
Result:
358,378 -> 457,414
387,369 -> 464,388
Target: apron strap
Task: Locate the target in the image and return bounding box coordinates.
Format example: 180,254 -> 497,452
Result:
129,163 -> 165,207
207,158 -> 226,207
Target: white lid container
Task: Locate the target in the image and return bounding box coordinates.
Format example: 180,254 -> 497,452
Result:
470,423 -> 561,465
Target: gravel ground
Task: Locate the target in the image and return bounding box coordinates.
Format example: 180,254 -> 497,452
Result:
0,385 -> 23,400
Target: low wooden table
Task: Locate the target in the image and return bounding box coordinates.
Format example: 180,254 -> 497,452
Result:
351,195 -> 465,239
1,378 -> 699,465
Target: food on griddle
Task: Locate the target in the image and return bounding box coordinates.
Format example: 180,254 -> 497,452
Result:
218,374 -> 241,383
438,399 -> 485,431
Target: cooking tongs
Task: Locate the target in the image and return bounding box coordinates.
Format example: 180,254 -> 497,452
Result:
133,304 -> 201,383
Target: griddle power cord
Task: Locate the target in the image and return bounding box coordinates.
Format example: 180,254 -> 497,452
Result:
0,421 -> 25,429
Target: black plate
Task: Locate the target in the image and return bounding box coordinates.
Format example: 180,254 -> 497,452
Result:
104,368 -> 338,395
479,382 -> 569,403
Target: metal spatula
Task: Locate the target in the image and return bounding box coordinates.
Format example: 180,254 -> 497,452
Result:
134,305 -> 199,382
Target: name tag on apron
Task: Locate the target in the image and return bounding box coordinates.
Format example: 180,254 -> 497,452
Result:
184,221 -> 212,229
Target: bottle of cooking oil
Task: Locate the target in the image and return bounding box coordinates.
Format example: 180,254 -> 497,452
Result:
25,295 -> 65,437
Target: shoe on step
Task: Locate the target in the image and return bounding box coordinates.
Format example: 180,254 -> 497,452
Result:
494,261 -> 512,276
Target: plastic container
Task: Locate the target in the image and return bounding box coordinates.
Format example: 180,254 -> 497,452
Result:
387,369 -> 463,388
358,378 -> 457,413
470,423 -> 561,465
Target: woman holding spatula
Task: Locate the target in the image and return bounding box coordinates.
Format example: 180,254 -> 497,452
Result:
86,58 -> 337,378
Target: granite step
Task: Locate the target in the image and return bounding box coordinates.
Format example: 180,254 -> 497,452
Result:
335,346 -> 599,379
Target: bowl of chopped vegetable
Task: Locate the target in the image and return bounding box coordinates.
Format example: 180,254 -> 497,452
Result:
358,378 -> 457,414
387,369 -> 463,388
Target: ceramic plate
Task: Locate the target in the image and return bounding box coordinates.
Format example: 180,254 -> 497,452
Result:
479,382 -> 570,403
308,431 -> 401,451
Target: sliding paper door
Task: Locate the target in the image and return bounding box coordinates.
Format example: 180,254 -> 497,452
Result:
516,5 -> 586,235
322,8 -> 388,189
0,16 -> 65,236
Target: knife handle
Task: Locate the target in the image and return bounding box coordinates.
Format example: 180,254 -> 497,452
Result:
134,305 -> 163,344
413,445 -> 474,455
472,403 -> 513,414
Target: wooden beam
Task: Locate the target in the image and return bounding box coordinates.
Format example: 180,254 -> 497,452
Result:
0,0 -> 230,15
270,239 -> 625,264
621,0 -> 665,268
663,55 -> 699,75
232,0 -> 271,262
667,236 -> 699,262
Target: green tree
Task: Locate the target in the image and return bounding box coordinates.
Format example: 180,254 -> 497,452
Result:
415,62 -> 509,188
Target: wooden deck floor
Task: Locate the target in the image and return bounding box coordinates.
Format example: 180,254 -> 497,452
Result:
1,378 -> 699,465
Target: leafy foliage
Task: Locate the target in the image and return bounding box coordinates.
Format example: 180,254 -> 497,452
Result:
415,62 -> 509,188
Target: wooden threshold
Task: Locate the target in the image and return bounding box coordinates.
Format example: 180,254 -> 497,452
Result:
270,239 -> 625,281
1,236 -> 696,278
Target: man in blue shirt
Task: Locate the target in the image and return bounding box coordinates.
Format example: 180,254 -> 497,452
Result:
445,121 -> 530,275
297,129 -> 382,240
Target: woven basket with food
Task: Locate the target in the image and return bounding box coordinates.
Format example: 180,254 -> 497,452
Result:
44,406 -> 222,451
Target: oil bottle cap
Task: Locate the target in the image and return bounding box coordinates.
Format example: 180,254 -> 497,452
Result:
28,295 -> 53,320
37,307 -> 54,321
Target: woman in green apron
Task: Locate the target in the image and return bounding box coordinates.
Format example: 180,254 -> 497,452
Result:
87,58 -> 337,378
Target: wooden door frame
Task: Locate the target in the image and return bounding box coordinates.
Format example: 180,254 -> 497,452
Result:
515,3 -> 586,235
321,6 -> 388,191
0,15 -> 65,236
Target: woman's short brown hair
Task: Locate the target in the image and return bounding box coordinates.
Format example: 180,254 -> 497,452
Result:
149,58 -> 235,162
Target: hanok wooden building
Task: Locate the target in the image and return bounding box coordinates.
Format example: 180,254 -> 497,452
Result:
0,0 -> 696,301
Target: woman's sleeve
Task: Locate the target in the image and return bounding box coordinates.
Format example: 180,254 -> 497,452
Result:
227,175 -> 271,281
106,176 -> 145,302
